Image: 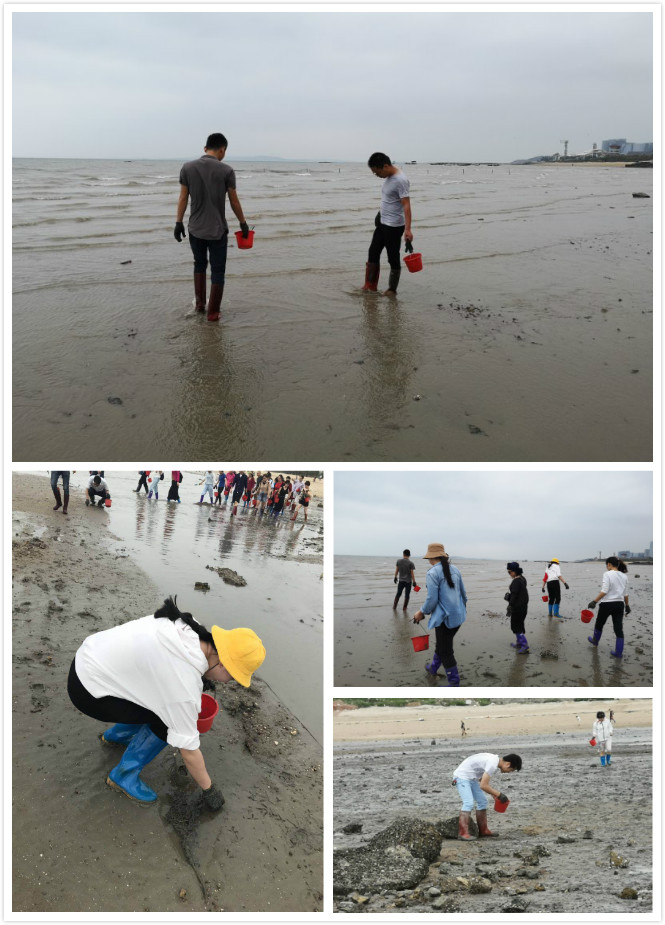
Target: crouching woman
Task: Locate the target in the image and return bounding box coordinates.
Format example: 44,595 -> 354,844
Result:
67,596 -> 265,807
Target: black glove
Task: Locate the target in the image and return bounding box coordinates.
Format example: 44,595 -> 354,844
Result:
174,221 -> 186,242
587,600 -> 597,609
202,676 -> 216,692
404,239 -> 414,254
202,782 -> 225,811
240,221 -> 250,239
497,792 -> 509,804
564,583 -> 570,590
625,604 -> 631,615
394,576 -> 398,584
504,592 -> 511,602
374,210 -> 381,228
505,606 -> 512,618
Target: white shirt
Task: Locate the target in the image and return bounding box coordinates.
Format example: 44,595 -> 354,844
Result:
202,471 -> 214,486
545,563 -> 561,582
75,615 -> 208,750
592,719 -> 613,742
454,752 -> 499,781
87,476 -> 109,493
601,570 -> 628,602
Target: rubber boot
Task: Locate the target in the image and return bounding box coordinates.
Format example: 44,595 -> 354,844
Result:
600,755 -> 606,766
610,638 -> 624,658
148,490 -> 153,500
199,494 -> 205,504
425,653 -> 442,676
606,754 -> 612,765
553,603 -> 560,617
385,266 -> 401,294
106,724 -> 166,804
97,498 -> 104,507
100,723 -> 142,747
362,262 -> 380,292
510,635 -> 521,648
207,283 -> 224,321
62,492 -> 69,515
194,272 -> 206,312
548,603 -> 553,616
446,665 -> 460,687
517,633 -> 529,654
154,493 -> 158,501
458,811 -> 476,841
392,594 -> 399,610
588,628 -> 602,647
52,487 -> 62,511
476,809 -> 498,837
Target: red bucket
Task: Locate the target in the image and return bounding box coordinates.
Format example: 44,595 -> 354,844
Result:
235,230 -> 254,249
411,634 -> 429,652
105,498 -> 112,508
403,252 -> 423,273
197,692 -> 219,734
581,609 -> 594,624
589,737 -> 597,747
413,585 -> 421,593
541,595 -> 549,602
494,797 -> 510,813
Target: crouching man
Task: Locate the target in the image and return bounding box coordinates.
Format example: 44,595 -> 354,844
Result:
86,473 -> 111,508
452,751 -> 522,840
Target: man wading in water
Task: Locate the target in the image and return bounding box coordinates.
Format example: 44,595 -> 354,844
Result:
362,153 -> 413,296
175,133 -> 250,322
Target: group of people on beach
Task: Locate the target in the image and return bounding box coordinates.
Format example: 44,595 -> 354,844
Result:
174,133 -> 413,320
392,546 -> 631,686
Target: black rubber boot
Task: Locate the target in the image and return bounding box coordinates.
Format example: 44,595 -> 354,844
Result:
207,284 -> 224,322
52,487 -> 62,511
194,273 -> 206,312
362,262 -> 380,292
386,266 -> 401,294
62,492 -> 69,515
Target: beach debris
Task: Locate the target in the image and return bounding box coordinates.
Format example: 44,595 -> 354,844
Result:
342,822 -> 363,834
178,888 -> 187,900
194,582 -> 210,591
107,396 -> 123,405
539,649 -> 559,659
205,566 -> 247,587
620,888 -> 638,900
631,192 -> 650,198
413,394 -> 421,401
120,260 -> 132,265
468,424 -> 488,436
609,850 -> 629,868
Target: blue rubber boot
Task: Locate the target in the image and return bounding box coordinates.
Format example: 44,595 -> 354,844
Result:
610,638 -> 624,658
548,603 -> 553,616
517,633 -> 529,653
510,635 -> 521,648
600,755 -> 606,766
154,492 -> 158,501
606,754 -> 612,765
588,629 -> 602,647
106,725 -> 166,804
425,653 -> 442,676
553,603 -> 560,617
445,665 -> 460,687
100,723 -> 142,747
147,490 -> 153,499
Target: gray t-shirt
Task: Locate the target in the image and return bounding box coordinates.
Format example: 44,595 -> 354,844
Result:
381,171 -> 410,226
179,155 -> 237,240
396,557 -> 414,582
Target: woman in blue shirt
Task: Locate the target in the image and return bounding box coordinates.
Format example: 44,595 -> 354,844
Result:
413,543 -> 467,686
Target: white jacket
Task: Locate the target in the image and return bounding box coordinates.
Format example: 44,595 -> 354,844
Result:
592,719 -> 613,743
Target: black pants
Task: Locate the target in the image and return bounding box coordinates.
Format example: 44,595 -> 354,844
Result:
189,232 -> 228,285
435,623 -> 460,669
67,659 -> 168,741
89,489 -> 108,502
368,223 -> 405,270
167,480 -> 180,501
547,580 -> 561,604
136,473 -> 149,493
395,580 -> 412,604
595,601 -> 624,639
510,609 -> 527,635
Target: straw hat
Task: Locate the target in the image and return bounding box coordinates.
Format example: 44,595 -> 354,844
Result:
211,626 -> 266,687
551,557 -> 560,563
422,543 -> 447,559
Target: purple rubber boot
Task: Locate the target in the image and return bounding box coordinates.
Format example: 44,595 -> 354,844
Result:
610,638 -> 624,658
446,665 -> 460,687
588,629 -> 602,646
425,653 -> 442,676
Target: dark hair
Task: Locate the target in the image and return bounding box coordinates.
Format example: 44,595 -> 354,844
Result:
605,556 -> 628,573
596,711 -> 605,719
154,596 -> 215,647
368,152 -> 391,169
433,556 -> 455,589
93,475 -> 101,485
206,132 -> 228,150
403,549 -> 411,557
547,561 -> 556,569
503,753 -> 522,771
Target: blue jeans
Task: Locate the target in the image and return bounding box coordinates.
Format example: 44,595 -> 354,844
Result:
456,778 -> 488,811
189,232 -> 228,285
50,471 -> 70,492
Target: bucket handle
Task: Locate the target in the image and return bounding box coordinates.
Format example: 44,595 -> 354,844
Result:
412,617 -> 428,636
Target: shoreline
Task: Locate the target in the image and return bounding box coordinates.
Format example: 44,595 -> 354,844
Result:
12,472 -> 322,912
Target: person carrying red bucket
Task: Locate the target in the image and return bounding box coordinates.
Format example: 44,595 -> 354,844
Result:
362,153 -> 413,296
541,558 -> 570,617
591,710 -> 615,766
412,543 -> 467,686
505,561 -> 529,654
586,557 -> 630,659
452,752 -> 522,840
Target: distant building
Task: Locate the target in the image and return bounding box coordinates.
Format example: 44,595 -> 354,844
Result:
602,138 -> 653,155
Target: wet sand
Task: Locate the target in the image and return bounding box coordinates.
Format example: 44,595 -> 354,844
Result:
333,700 -> 653,913
13,162 -> 652,462
334,559 -> 653,688
12,473 -> 322,913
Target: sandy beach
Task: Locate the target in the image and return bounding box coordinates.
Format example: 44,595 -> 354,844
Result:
12,473 -> 322,913
333,699 -> 652,914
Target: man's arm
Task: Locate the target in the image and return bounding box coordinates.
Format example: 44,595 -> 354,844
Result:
479,771 -> 500,798
401,197 -> 413,242
176,185 -> 189,222
228,188 -> 247,225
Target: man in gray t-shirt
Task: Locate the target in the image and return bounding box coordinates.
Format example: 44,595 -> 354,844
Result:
362,152 -> 413,296
393,549 -> 416,610
174,132 -> 250,322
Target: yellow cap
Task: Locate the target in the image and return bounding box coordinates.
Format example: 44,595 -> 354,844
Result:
551,557 -> 559,563
211,626 -> 266,687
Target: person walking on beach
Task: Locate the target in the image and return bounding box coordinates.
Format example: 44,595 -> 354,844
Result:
214,471 -> 226,506
67,595 -> 265,806
85,474 -> 111,507
223,471 -> 235,504
50,470 -> 70,515
167,471 -> 183,503
542,558 -> 569,618
393,550 -> 416,611
413,543 -> 467,687
198,471 -> 216,504
257,473 -> 271,515
232,471 -> 248,505
460,721 -> 467,737
586,557 -> 630,658
592,710 -> 614,766
147,471 -> 164,501
362,153 -> 413,296
452,752 -> 522,840
174,133 -> 251,322
291,480 -> 311,522
134,471 -> 150,495
506,561 -> 529,654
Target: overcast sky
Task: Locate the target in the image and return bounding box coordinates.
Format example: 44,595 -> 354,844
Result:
335,471 -> 652,560
12,9 -> 653,161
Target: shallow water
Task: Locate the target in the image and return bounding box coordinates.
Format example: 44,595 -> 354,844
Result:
13,160 -> 652,461
334,556 -> 653,687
